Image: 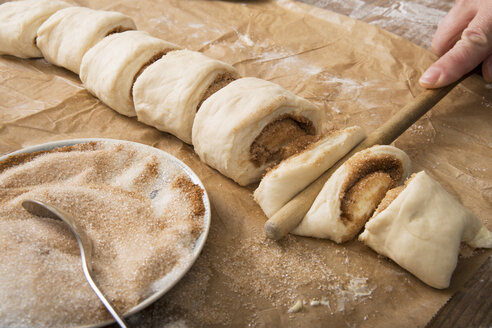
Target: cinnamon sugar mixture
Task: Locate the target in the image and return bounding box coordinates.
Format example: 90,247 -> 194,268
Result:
197,72 -> 236,110
0,141 -> 205,327
105,25 -> 134,36
131,49 -> 175,99
250,115 -> 316,167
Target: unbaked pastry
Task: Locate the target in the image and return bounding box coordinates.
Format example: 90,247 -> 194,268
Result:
80,30 -> 180,117
36,6 -> 136,74
359,171 -> 492,289
292,145 -> 411,243
0,0 -> 70,58
192,77 -> 321,186
133,49 -> 239,144
254,126 -> 365,218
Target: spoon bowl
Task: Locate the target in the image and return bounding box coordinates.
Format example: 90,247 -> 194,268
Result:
22,199 -> 128,328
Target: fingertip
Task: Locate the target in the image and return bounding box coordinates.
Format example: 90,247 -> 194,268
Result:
419,67 -> 443,88
419,65 -> 463,89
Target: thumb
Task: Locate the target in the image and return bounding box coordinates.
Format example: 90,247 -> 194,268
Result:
420,16 -> 492,88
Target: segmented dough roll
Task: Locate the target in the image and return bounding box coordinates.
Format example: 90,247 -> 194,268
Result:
254,126 -> 365,218
36,7 -> 136,74
133,49 -> 239,144
359,171 -> 492,289
0,0 -> 70,58
80,30 -> 180,117
292,145 -> 411,243
192,77 -> 321,186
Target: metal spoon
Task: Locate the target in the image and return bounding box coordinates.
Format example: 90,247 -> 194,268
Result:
21,199 -> 129,328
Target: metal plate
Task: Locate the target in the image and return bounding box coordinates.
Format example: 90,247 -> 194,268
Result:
0,138 -> 211,328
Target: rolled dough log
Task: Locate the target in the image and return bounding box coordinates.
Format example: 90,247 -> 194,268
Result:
0,0 -> 70,58
254,126 -> 365,218
80,30 -> 180,117
359,171 -> 492,289
133,49 -> 239,144
292,145 -> 411,243
192,77 -> 321,186
36,6 -> 136,74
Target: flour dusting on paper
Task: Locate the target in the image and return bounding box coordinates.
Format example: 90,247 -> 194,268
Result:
222,28 -> 384,113
319,75 -> 378,93
314,74 -> 384,112
287,276 -> 375,317
257,49 -> 326,79
227,35 -> 381,113
149,15 -> 176,28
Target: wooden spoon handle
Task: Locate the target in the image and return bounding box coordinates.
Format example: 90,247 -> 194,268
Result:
264,78 -> 464,240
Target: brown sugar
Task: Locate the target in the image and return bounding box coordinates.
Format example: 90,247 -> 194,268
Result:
105,25 -> 134,36
134,156 -> 160,186
197,72 -> 236,110
250,114 -> 316,167
323,152 -> 408,242
172,174 -> 206,239
280,134 -> 320,159
373,185 -> 405,215
339,154 -> 404,202
341,171 -> 393,225
372,173 -> 417,216
131,49 -> 176,99
0,141 -> 205,327
0,142 -> 97,174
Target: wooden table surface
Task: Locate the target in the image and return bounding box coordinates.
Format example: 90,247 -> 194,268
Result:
297,1 -> 492,327
298,0 -> 453,49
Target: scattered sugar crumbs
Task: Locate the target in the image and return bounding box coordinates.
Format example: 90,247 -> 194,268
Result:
0,141 -> 205,327
130,230 -> 376,327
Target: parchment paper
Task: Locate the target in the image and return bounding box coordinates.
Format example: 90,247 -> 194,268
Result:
1,0 -> 491,327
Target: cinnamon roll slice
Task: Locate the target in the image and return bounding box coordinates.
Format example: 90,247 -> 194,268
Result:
292,145 -> 411,243
359,171 -> 492,289
0,0 -> 70,58
80,30 -> 180,117
254,126 -> 365,218
133,49 -> 239,144
36,6 -> 136,74
192,77 -> 321,186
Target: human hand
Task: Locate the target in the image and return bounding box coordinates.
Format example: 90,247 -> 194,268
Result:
419,0 -> 492,88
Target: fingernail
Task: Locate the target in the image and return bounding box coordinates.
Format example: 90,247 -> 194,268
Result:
419,67 -> 441,86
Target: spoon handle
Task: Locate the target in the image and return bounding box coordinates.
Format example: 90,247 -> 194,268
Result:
80,263 -> 129,328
